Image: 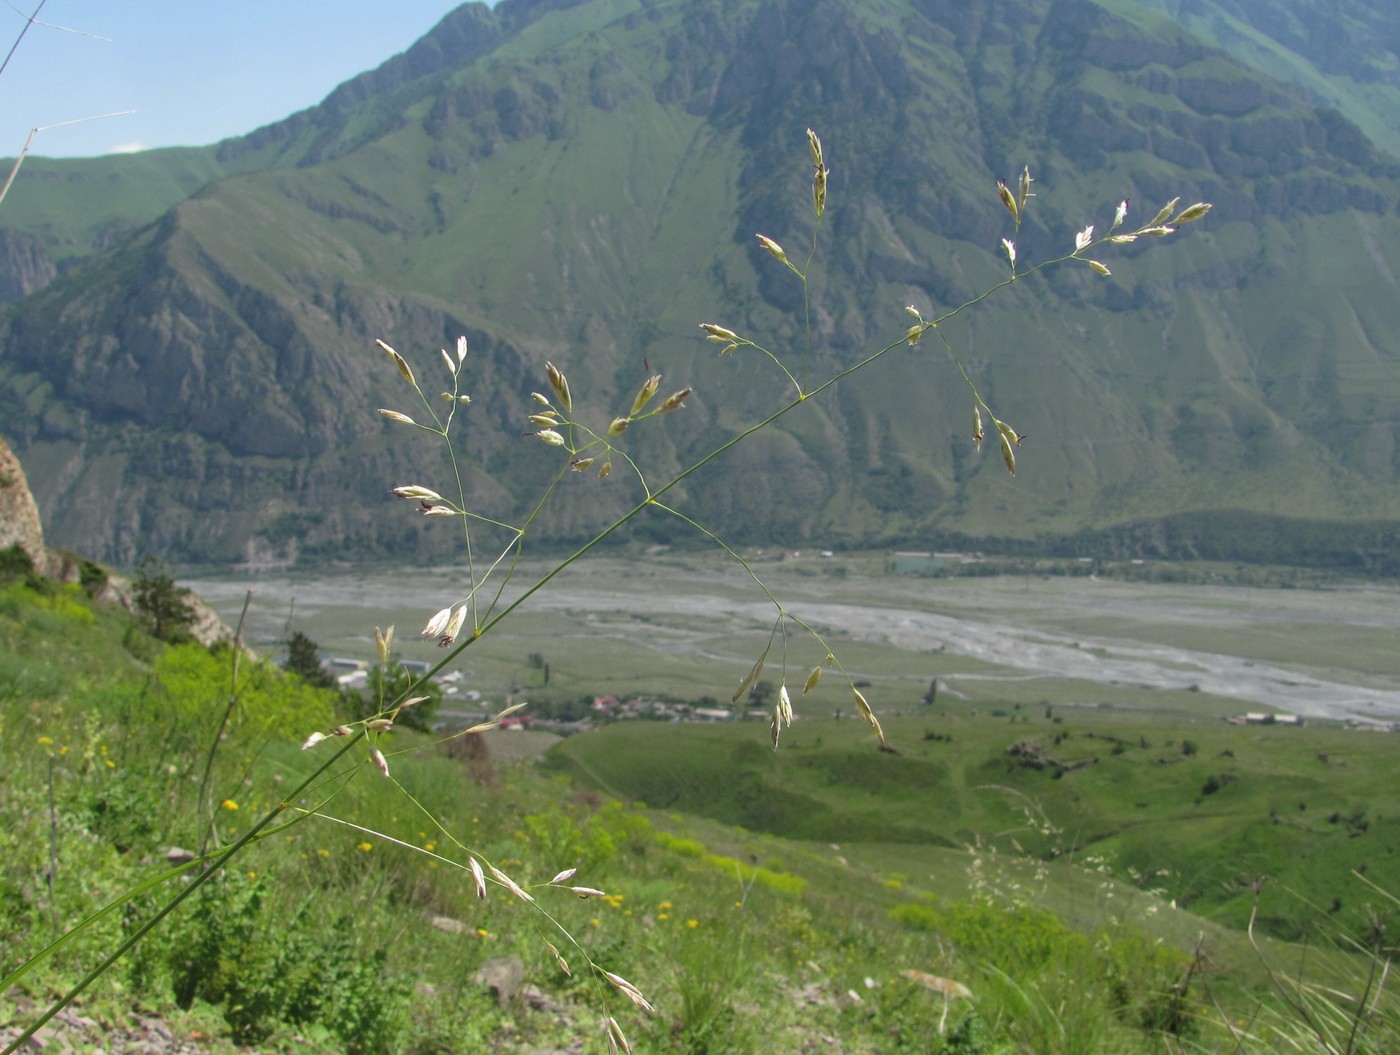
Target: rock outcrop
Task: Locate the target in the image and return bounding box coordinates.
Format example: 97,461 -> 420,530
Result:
0,431 -> 46,568
0,432 -> 233,647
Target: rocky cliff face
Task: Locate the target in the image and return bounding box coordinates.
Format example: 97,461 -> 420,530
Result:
0,431 -> 45,565
0,431 -> 233,646
0,229 -> 56,304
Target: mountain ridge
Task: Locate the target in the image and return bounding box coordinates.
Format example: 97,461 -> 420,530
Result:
3,0 -> 1399,568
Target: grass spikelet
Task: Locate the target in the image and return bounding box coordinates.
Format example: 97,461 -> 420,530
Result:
469,856 -> 486,899
545,362 -> 573,414
629,375 -> 661,416
376,339 -> 417,387
489,864 -> 535,903
1148,197 -> 1180,226
603,970 -> 656,1014
852,687 -> 885,745
657,387 -> 691,413
731,654 -> 766,704
606,1015 -> 631,1054
545,939 -> 571,977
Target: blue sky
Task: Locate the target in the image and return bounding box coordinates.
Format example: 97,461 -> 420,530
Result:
1,2 -> 479,159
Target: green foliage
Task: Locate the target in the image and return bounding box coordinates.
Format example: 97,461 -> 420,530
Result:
0,543 -> 34,581
285,629 -> 335,690
149,643 -> 336,749
131,557 -> 196,644
141,873 -> 408,1053
77,559 -> 108,598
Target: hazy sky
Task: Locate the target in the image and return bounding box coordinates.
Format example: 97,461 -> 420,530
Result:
1,2 -> 479,159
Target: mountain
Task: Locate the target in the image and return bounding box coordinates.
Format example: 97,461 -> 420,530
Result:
3,0 -> 1400,570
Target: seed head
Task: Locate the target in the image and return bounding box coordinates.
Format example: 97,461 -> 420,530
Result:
535,428 -> 566,446
545,362 -> 573,414
455,335 -> 469,364
607,417 -> 630,436
1001,238 -> 1017,267
470,856 -> 487,899
1148,197 -> 1180,227
803,665 -> 822,695
607,1016 -> 631,1055
657,387 -> 691,413
1172,202 -> 1212,224
370,747 -> 390,778
630,375 -> 661,417
1017,165 -> 1034,212
1074,225 -> 1094,253
375,626 -> 394,664
570,457 -> 595,472
597,460 -> 612,479
439,605 -> 468,647
421,607 -> 453,639
812,164 -> 828,218
376,339 -> 416,388
806,128 -> 824,170
603,971 -> 655,1014
490,864 -> 535,902
301,731 -> 327,751
1087,259 -> 1111,276
390,485 -> 443,501
972,406 -> 984,452
1112,199 -> 1129,230
999,431 -> 1017,476
852,687 -> 885,745
549,867 -> 578,885
996,179 -> 1018,225
756,234 -> 788,263
700,323 -> 738,342
545,939 -> 572,977
378,409 -> 416,425
367,718 -> 394,733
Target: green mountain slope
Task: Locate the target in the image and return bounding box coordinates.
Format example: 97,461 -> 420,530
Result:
3,0 -> 1400,567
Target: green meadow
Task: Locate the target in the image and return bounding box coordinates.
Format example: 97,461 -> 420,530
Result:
3,557 -> 1398,1053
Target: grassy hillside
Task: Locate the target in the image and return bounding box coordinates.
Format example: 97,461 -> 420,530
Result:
3,565 -> 1396,1052
546,713 -> 1400,946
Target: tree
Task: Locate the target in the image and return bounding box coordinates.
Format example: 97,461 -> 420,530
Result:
747,679 -> 774,709
285,630 -> 335,690
132,556 -> 195,643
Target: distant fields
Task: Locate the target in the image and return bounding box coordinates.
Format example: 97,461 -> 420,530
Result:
544,709 -> 1400,944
